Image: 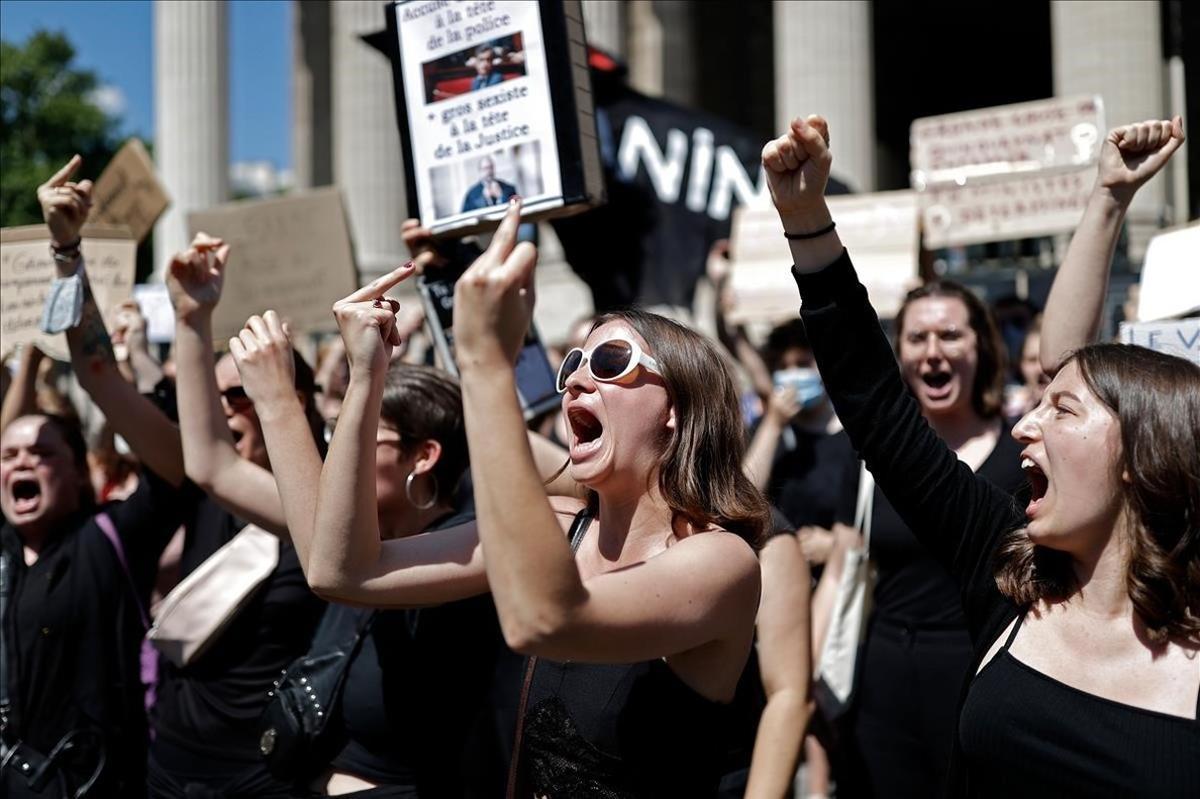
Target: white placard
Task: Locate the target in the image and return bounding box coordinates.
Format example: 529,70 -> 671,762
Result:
728,191 -> 920,323
395,0 -> 564,231
921,166 -> 1097,249
133,283 -> 175,344
1119,319 -> 1200,365
910,95 -> 1104,188
1136,223 -> 1200,322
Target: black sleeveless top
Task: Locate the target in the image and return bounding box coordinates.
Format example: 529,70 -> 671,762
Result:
960,614 -> 1200,797
515,510 -> 732,797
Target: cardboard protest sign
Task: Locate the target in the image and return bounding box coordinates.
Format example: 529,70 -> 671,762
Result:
385,0 -> 603,236
187,187 -> 359,342
1,225 -> 137,361
911,96 -> 1105,248
728,191 -> 919,324
90,139 -> 171,243
1136,223 -> 1200,322
910,95 -> 1105,187
921,166 -> 1098,249
1119,319 -> 1200,365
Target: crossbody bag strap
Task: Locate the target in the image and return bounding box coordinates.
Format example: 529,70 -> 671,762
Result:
504,507 -> 593,799
94,512 -> 150,629
853,462 -> 875,554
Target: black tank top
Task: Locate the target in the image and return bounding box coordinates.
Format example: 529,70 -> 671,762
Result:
959,613 -> 1200,797
515,510 -> 732,797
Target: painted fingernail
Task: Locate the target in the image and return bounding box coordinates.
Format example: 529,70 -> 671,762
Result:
403,260 -> 414,269
373,299 -> 383,308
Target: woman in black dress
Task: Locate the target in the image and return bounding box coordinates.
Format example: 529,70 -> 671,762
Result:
270,200 -> 770,796
762,112 -> 1197,797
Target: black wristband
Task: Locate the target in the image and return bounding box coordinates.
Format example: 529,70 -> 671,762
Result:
50,237 -> 82,252
784,221 -> 836,240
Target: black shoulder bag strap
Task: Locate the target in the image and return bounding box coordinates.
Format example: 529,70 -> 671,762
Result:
504,507 -> 592,799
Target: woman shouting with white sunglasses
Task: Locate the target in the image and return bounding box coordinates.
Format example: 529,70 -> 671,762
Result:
268,199 -> 769,796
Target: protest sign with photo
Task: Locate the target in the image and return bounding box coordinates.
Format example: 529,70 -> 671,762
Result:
187,187 -> 359,342
1,225 -> 137,361
386,0 -> 603,236
727,191 -> 920,324
89,138 -> 172,243
911,95 -> 1105,248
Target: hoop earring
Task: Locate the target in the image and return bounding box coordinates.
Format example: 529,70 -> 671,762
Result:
405,471 -> 438,511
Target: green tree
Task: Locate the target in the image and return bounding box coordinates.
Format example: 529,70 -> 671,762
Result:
1,30 -> 120,228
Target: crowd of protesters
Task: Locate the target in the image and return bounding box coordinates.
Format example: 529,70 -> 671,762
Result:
1,110 -> 1195,799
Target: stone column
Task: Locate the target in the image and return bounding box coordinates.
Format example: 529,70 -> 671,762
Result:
153,0 -> 229,278
773,0 -> 875,193
293,0 -> 333,189
332,0 -> 408,283
582,0 -> 625,57
1052,0 -> 1166,257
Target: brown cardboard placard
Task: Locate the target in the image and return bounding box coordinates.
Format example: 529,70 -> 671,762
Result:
90,138 -> 172,243
187,187 -> 359,342
1,225 -> 138,361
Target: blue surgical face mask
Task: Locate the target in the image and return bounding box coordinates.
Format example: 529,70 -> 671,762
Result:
773,367 -> 825,409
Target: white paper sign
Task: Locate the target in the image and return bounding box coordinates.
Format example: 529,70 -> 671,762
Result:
728,191 -> 920,323
1136,223 -> 1200,322
133,283 -> 176,344
910,95 -> 1104,188
1119,319 -> 1200,365
395,0 -> 563,231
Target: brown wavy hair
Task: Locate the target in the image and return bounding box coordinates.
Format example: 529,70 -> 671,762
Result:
589,310 -> 770,549
995,344 -> 1200,644
895,280 -> 1007,419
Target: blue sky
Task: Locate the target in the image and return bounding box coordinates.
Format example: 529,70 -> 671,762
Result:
0,0 -> 292,169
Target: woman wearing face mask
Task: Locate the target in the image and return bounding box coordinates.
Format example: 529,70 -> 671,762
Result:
764,113 -> 1197,798
262,200 -> 769,796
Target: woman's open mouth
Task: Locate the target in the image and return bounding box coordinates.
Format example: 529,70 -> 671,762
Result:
10,476 -> 43,515
567,406 -> 604,457
1021,456 -> 1048,518
921,370 -> 954,400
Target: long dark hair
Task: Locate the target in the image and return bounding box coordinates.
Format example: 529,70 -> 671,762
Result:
995,344 -> 1200,644
590,311 -> 770,548
896,280 -> 1007,419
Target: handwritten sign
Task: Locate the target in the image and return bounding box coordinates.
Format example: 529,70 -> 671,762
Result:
921,166 -> 1097,249
90,139 -> 171,243
1,225 -> 137,361
1119,319 -> 1200,365
728,191 -> 920,323
910,95 -> 1104,188
187,187 -> 359,341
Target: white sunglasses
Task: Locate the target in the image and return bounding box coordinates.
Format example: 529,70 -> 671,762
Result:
556,336 -> 662,393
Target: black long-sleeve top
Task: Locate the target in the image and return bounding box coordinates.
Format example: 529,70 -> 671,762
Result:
791,250 -> 1200,796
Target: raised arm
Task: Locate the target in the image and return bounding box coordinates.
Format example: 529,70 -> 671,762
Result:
304,266 -> 488,606
166,235 -> 289,533
0,345 -> 45,435
742,387 -> 800,491
744,534 -> 811,799
111,300 -> 164,394
452,201 -> 759,664
763,118 -> 1016,623
36,156 -> 184,486
1041,117 -> 1185,372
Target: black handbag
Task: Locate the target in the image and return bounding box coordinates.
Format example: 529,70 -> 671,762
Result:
258,608 -> 375,783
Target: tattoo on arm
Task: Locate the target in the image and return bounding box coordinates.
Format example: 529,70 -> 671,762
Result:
75,281 -> 116,368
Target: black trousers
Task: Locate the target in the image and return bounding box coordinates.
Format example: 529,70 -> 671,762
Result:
839,617 -> 972,799
146,737 -> 292,799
